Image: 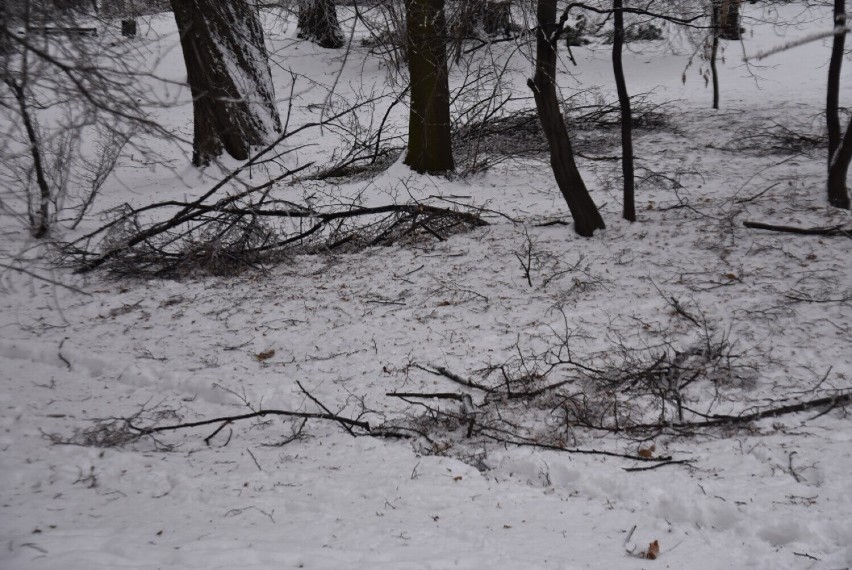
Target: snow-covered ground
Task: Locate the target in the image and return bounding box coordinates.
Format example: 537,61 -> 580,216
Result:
1,3 -> 851,569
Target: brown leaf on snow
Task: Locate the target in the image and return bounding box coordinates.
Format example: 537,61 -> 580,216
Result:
637,444 -> 656,458
644,540 -> 660,560
255,349 -> 275,361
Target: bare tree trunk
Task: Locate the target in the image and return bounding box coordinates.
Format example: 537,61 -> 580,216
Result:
528,0 -> 604,237
0,1 -> 9,54
298,0 -> 344,49
717,0 -> 742,40
483,1 -> 512,38
710,0 -> 720,110
6,1 -> 51,237
11,81 -> 52,238
404,0 -> 454,174
170,0 -> 282,166
828,0 -> 851,209
121,19 -> 137,37
827,0 -> 845,170
612,0 -> 634,222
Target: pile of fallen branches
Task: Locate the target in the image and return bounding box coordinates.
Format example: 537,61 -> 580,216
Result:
452,93 -> 669,171
62,183 -> 487,278
47,297 -> 851,469
713,122 -> 826,156
49,328 -> 850,469
378,299 -> 850,463
385,349 -> 849,466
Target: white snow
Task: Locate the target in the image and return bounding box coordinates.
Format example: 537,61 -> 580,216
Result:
1,3 -> 851,569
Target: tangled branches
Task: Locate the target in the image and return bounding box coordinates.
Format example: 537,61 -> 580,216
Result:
382,300 -> 849,465
452,92 -> 669,171
63,197 -> 488,278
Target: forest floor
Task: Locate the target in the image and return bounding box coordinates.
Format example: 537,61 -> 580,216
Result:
1,3 -> 851,569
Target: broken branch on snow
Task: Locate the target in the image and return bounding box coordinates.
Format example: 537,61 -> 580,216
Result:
743,220 -> 851,237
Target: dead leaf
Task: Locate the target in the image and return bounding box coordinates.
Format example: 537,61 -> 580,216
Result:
645,540 -> 660,560
255,349 -> 275,361
638,444 -> 656,458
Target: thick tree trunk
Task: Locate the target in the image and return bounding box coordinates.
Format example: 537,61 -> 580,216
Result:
0,2 -> 9,54
528,0 -> 604,237
404,0 -> 454,174
612,0 -> 634,222
717,0 -> 742,40
297,0 -> 344,49
827,0 -> 850,209
170,0 -> 282,166
121,19 -> 137,37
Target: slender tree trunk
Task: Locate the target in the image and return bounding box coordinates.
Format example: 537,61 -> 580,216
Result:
828,116 -> 852,208
612,0 -> 634,222
828,0 -> 851,209
12,81 -> 52,238
528,0 -> 604,237
298,0 -> 344,49
404,0 -> 454,174
170,0 -> 282,166
827,0 -> 845,171
7,1 -> 51,237
710,1 -> 720,110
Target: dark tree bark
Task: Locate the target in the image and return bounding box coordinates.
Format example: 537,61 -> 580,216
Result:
827,0 -> 845,171
121,19 -> 137,37
404,0 -> 454,174
483,1 -> 512,38
828,0 -> 851,209
170,0 -> 282,166
612,0 -> 635,222
10,81 -> 51,238
710,0 -> 721,110
297,0 -> 344,49
528,0 -> 604,237
716,0 -> 742,40
0,2 -> 9,54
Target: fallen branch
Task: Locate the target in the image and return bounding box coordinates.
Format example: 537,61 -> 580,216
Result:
627,390 -> 852,433
482,434 -> 677,462
743,220 -> 852,237
131,409 -> 370,437
387,392 -> 467,401
297,380 -> 361,437
623,460 -> 694,472
410,363 -> 493,392
68,201 -> 487,277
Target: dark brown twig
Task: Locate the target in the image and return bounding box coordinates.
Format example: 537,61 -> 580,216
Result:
297,380 -> 359,437
411,363 -> 494,392
743,220 -> 852,237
